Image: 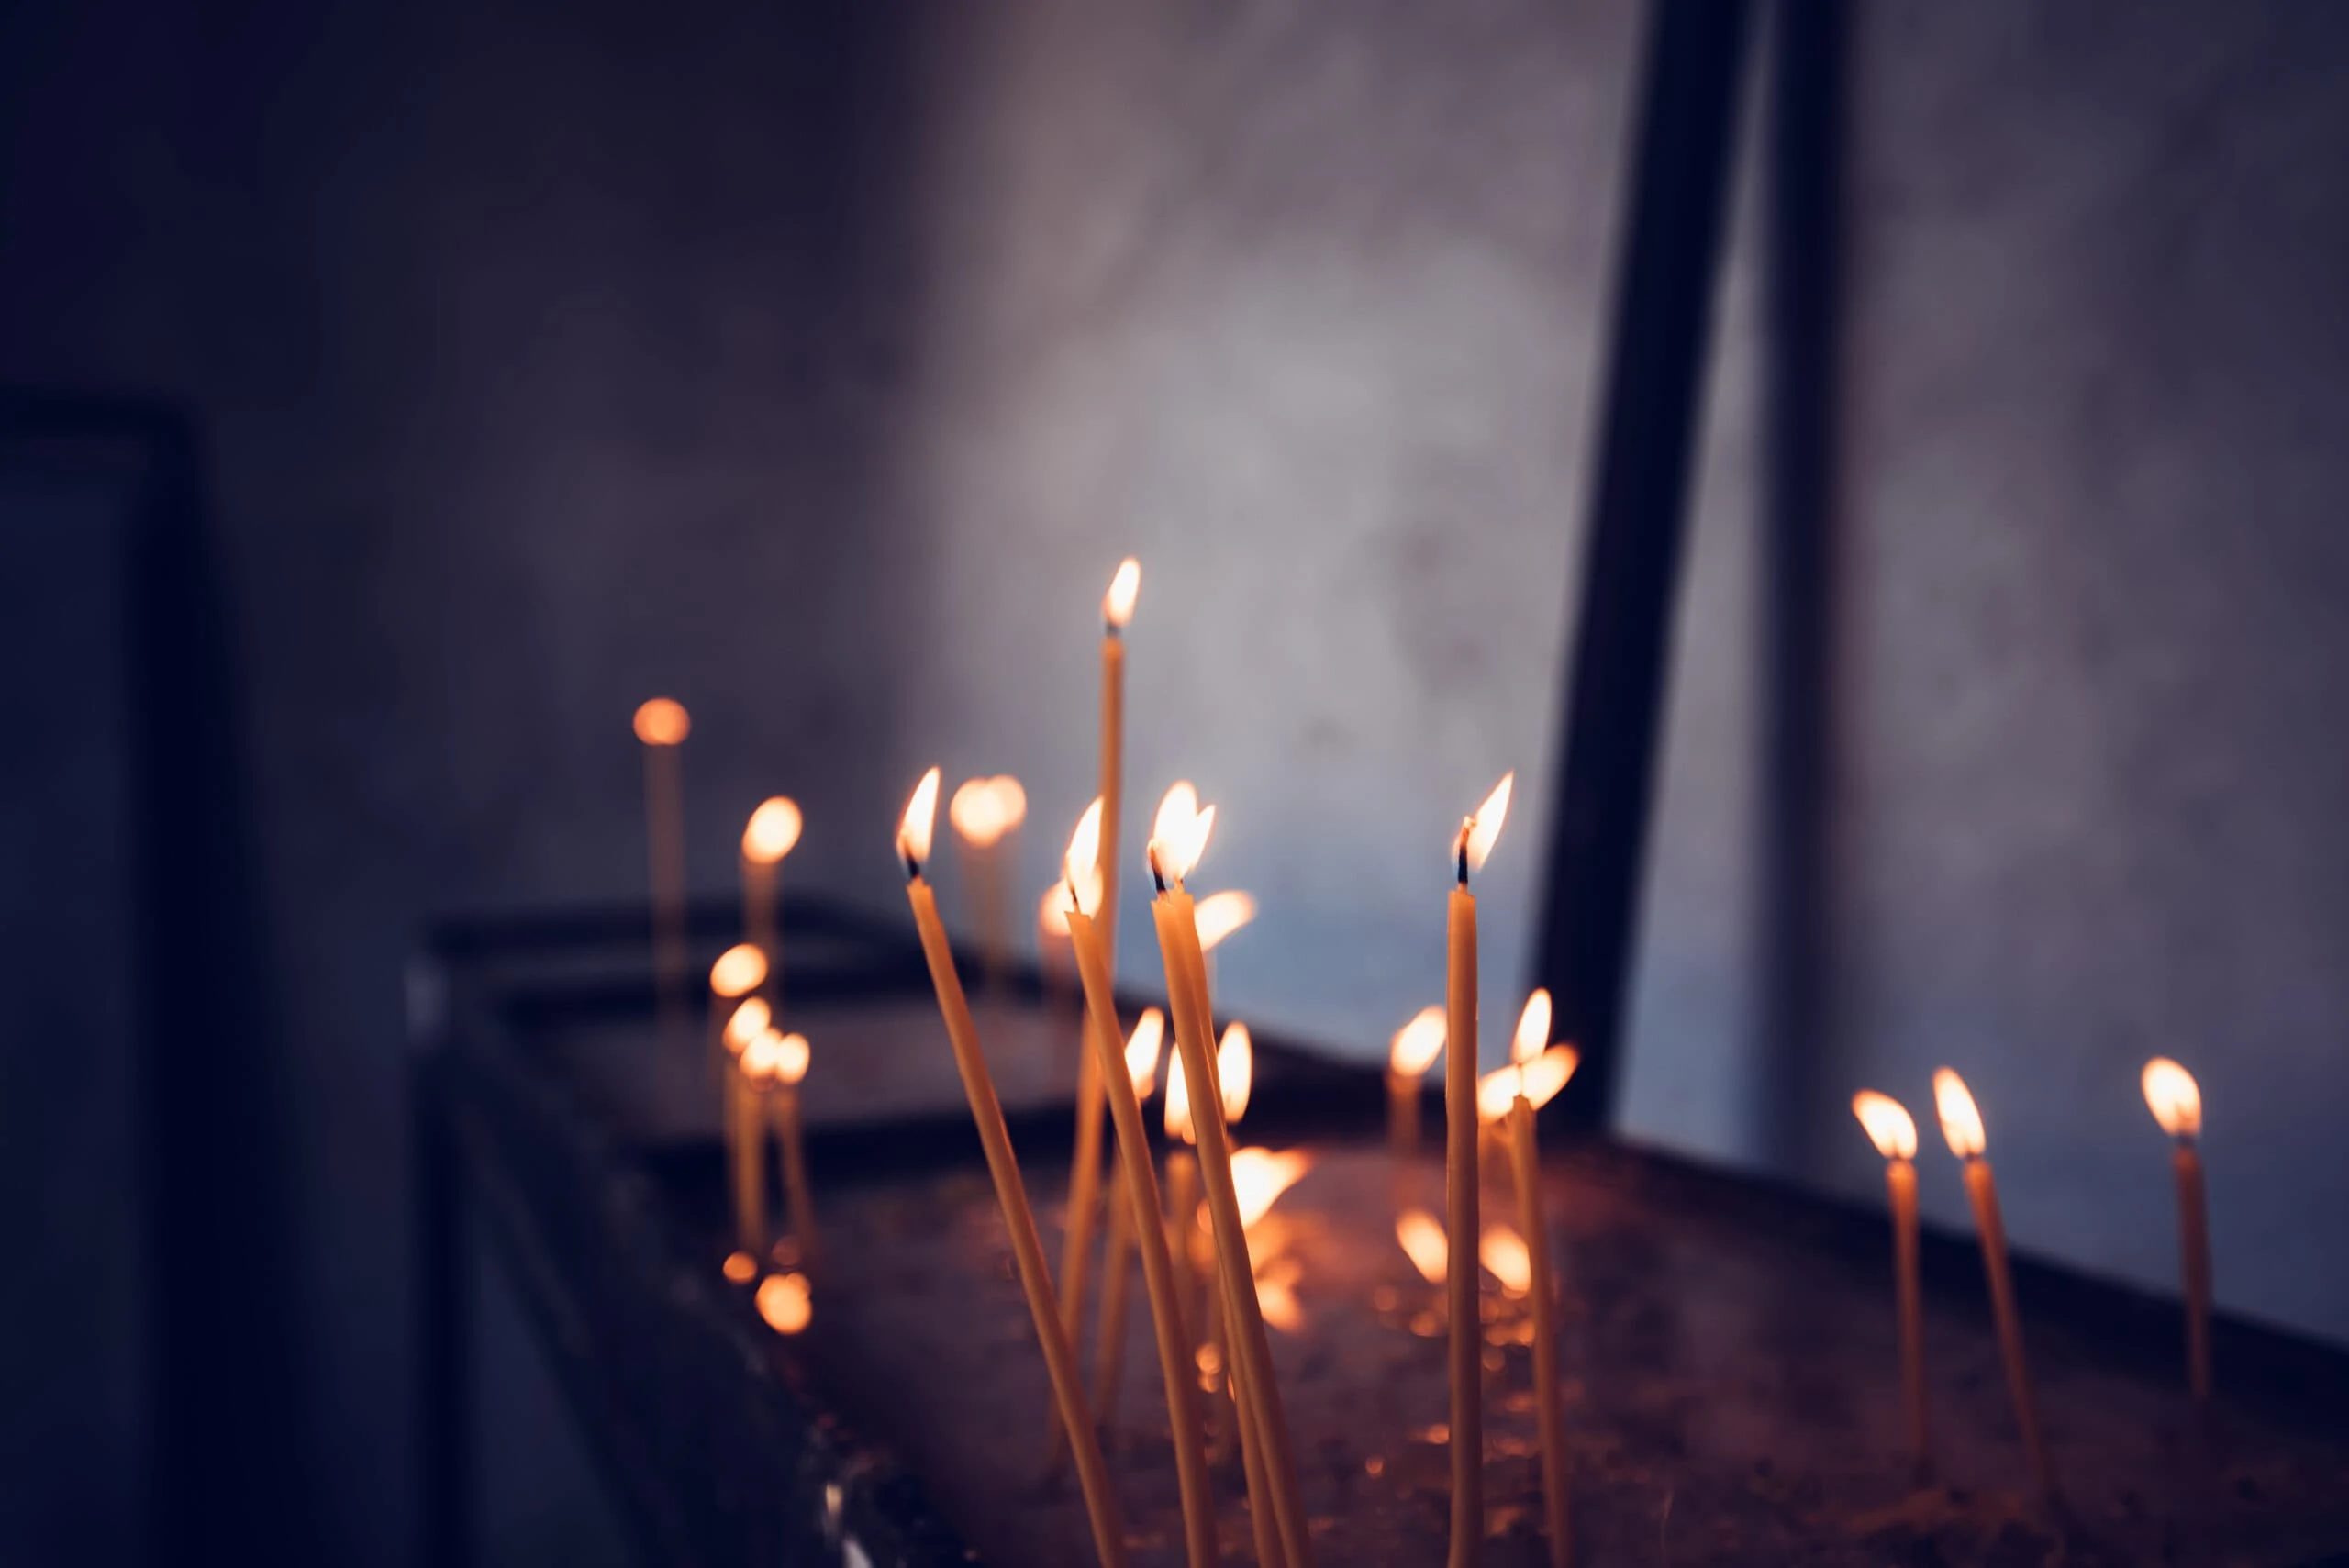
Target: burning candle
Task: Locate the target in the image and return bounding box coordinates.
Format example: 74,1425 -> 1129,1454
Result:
634,698 -> 691,1051
2141,1057 -> 2212,1403
1388,1006 -> 1447,1164
1149,788 -> 1314,1568
755,1271 -> 812,1336
710,951 -> 771,1273
950,775 -> 1026,992
1091,1008 -> 1167,1431
1933,1068 -> 2058,1507
1038,883 -> 1084,1067
1059,801 -> 1218,1568
1055,562 -> 1141,1462
740,796 -> 801,1006
736,1027 -> 784,1261
898,770 -> 1129,1568
1447,772 -> 1511,1568
770,1030 -> 818,1269
1500,990 -> 1573,1568
1852,1090 -> 1931,1483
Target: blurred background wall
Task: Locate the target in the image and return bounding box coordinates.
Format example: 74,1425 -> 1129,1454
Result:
6,0 -> 2349,1563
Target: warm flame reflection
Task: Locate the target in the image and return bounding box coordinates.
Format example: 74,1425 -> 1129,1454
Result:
742,797 -> 803,862
2142,1057 -> 2202,1139
1933,1069 -> 1987,1159
1125,1009 -> 1165,1099
1255,1255 -> 1304,1334
723,997 -> 772,1052
776,1030 -> 810,1086
1851,1090 -> 1919,1161
1164,1051 -> 1194,1143
1192,891 -> 1258,952
1389,1006 -> 1446,1077
1511,988 -> 1552,1066
1480,1226 -> 1532,1296
709,943 -> 769,998
756,1272 -> 813,1335
1397,1209 -> 1448,1284
633,698 -> 689,746
1230,1147 -> 1310,1229
897,768 -> 941,867
1218,1023 -> 1254,1124
1104,558 -> 1141,629
1460,773 -> 1515,875
1478,1045 -> 1579,1121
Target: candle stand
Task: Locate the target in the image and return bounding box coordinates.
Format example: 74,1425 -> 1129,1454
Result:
411,897 -> 2349,1568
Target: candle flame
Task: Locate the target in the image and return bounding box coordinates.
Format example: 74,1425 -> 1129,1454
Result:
1061,798 -> 1106,916
1397,1209 -> 1448,1284
1230,1146 -> 1310,1229
709,943 -> 768,999
722,1250 -> 758,1284
1192,891 -> 1258,952
1149,783 -> 1216,884
1164,1050 -> 1194,1143
1038,883 -> 1074,938
1389,1006 -> 1446,1076
723,996 -> 772,1052
1511,988 -> 1552,1066
1125,1009 -> 1165,1099
756,1272 -> 813,1335
1478,1045 -> 1579,1121
1460,772 -> 1514,876
2142,1057 -> 2202,1139
950,776 -> 1028,849
1218,1022 -> 1254,1124
1933,1068 -> 1987,1158
632,697 -> 689,746
776,1030 -> 810,1086
740,1028 -> 784,1081
1480,1226 -> 1533,1296
1104,558 -> 1141,629
1851,1090 -> 1919,1161
742,797 -> 802,862
896,768 -> 941,869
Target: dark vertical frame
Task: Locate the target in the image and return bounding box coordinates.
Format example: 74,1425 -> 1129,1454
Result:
1532,0 -> 1756,1131
1756,0 -> 1849,1166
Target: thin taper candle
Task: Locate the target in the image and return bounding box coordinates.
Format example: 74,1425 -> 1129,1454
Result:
900,773 -> 1127,1568
634,699 -> 690,1055
2143,1057 -> 2212,1403
1508,1095 -> 1571,1568
1853,1091 -> 1931,1482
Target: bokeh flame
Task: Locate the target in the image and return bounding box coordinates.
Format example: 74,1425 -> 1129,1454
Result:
1511,988 -> 1552,1066
1851,1090 -> 1919,1161
1150,784 -> 1216,884
1460,773 -> 1515,875
896,768 -> 941,867
709,943 -> 768,999
776,1030 -> 810,1086
1037,883 -> 1074,939
723,997 -> 772,1053
742,797 -> 802,862
2142,1057 -> 2202,1139
740,1028 -> 784,1081
1389,1006 -> 1446,1077
1218,1022 -> 1254,1124
722,1250 -> 758,1284
1477,1045 -> 1579,1121
1933,1069 -> 1987,1159
1061,800 -> 1105,917
1397,1209 -> 1448,1284
1124,1009 -> 1165,1099
1480,1226 -> 1532,1296
1230,1147 -> 1310,1229
1164,1051 -> 1194,1144
950,776 -> 1028,849
756,1272 -> 812,1335
632,698 -> 689,746
1255,1255 -> 1304,1334
1103,558 -> 1141,629
1192,891 -> 1258,953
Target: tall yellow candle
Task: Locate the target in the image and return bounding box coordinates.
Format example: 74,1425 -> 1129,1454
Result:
1061,805 -> 1215,1568
1934,1069 -> 2057,1507
735,1029 -> 783,1257
740,796 -> 801,1006
1853,1091 -> 1931,1483
898,771 -> 1128,1568
1502,992 -> 1573,1568
2142,1057 -> 2212,1403
634,699 -> 691,1054
1053,561 -> 1140,1460
1447,773 -> 1512,1568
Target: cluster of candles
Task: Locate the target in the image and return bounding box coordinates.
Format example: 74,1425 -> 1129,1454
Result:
629,561 -> 2221,1568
